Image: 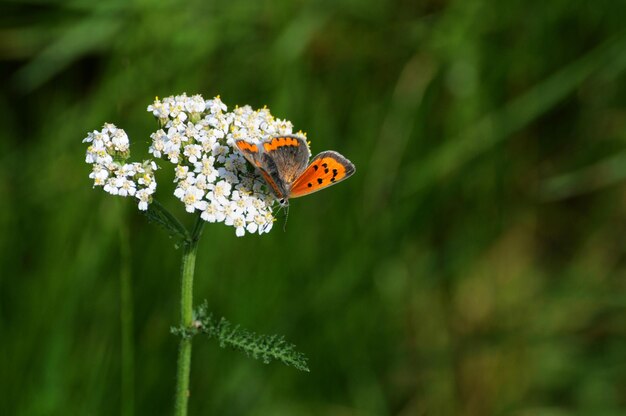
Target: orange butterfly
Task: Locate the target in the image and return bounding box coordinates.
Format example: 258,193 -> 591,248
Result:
235,135 -> 355,206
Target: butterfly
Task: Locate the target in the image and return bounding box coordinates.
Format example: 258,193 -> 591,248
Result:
235,135 -> 355,206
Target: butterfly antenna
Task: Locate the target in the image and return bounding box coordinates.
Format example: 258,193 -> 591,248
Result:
283,203 -> 289,232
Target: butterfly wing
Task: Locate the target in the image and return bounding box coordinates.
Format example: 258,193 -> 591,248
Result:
289,151 -> 355,198
235,140 -> 262,167
233,139 -> 281,199
235,136 -> 310,201
260,135 -> 311,185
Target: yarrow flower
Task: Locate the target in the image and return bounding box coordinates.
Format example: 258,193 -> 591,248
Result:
147,94 -> 298,236
84,93 -> 306,236
84,123 -> 157,211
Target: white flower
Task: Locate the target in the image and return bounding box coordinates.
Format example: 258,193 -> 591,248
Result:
149,130 -> 167,158
119,163 -> 137,177
246,211 -> 273,235
174,174 -> 196,199
147,97 -> 168,120
225,155 -> 247,173
194,156 -> 218,182
181,186 -> 207,213
117,177 -> 137,197
138,172 -> 156,190
136,189 -> 152,211
211,180 -> 232,205
233,217 -> 246,237
213,144 -> 230,162
183,144 -> 202,163
200,201 -> 226,223
110,129 -> 130,152
84,124 -> 158,211
207,96 -> 227,114
89,164 -> 109,185
185,94 -> 206,114
217,166 -> 238,184
175,165 -> 190,181
103,177 -> 120,195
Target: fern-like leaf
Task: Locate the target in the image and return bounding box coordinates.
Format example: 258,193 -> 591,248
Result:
193,301 -> 310,372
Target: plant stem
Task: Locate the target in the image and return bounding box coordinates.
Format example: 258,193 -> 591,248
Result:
119,223 -> 135,416
174,216 -> 204,416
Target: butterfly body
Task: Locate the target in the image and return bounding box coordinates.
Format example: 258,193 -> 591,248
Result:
235,135 -> 355,205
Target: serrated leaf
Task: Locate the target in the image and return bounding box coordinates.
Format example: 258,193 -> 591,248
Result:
194,301 -> 310,372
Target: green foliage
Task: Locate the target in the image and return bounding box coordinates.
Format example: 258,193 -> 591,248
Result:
141,200 -> 189,244
173,301 -> 309,372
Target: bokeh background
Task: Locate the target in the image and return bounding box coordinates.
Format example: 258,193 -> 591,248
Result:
3,0 -> 626,415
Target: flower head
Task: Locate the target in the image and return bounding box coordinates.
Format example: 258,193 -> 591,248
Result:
145,93 -> 293,236
84,124 -> 157,211
85,93 -> 303,237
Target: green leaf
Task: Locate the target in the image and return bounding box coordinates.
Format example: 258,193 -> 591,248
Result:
193,301 -> 310,372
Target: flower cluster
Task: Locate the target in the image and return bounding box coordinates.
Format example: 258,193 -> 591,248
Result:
84,123 -> 157,210
84,94 -> 302,236
146,94 -> 297,236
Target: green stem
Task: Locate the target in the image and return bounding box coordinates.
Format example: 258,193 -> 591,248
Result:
119,224 -> 135,416
174,216 -> 204,416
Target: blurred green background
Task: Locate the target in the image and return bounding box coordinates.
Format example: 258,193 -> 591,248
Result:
3,0 -> 626,415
